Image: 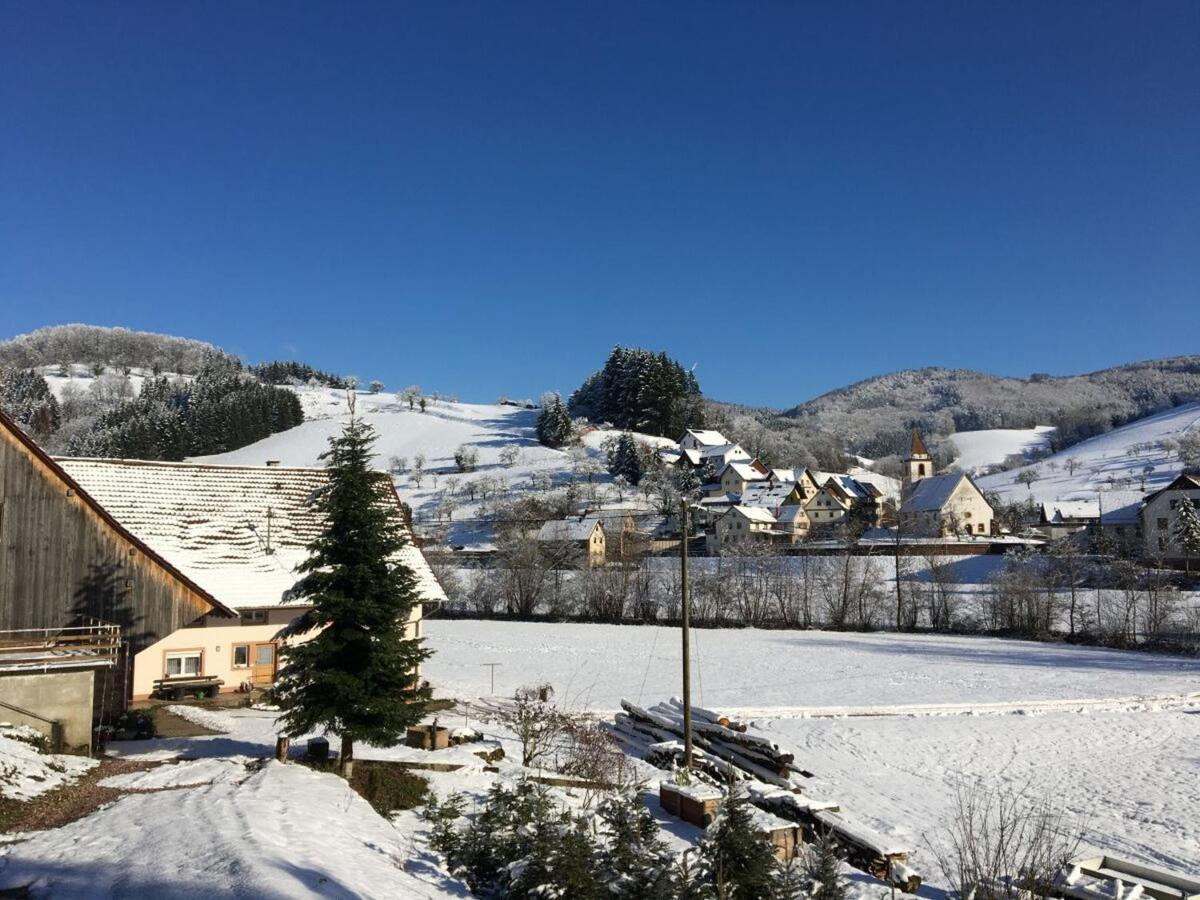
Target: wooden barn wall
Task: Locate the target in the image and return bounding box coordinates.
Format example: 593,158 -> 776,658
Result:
0,428 -> 213,656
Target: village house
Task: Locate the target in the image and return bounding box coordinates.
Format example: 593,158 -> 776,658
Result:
1097,490 -> 1146,553
678,429 -> 730,452
701,443 -> 753,470
803,474 -> 879,531
54,456 -> 446,702
536,518 -> 606,566
740,480 -> 804,514
715,505 -> 776,547
718,460 -> 770,497
774,504 -> 810,542
1037,500 -> 1100,540
1140,474 -> 1200,564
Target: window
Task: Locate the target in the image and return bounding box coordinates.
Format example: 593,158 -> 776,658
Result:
918,464 -> 926,476
241,610 -> 267,625
165,651 -> 201,678
1170,500 -> 1178,510
1158,518 -> 1169,530
977,523 -> 985,533
232,644 -> 250,668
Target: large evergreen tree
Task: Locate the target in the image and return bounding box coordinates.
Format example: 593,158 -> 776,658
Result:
569,346 -> 704,438
608,432 -> 645,485
0,367 -> 60,439
536,392 -> 574,448
1173,496 -> 1200,573
269,413 -> 430,776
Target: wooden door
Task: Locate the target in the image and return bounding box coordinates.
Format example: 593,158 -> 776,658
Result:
251,642 -> 277,685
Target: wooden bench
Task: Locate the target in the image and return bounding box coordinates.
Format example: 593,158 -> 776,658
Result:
152,676 -> 224,700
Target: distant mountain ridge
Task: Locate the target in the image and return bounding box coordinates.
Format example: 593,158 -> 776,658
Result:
776,357 -> 1200,457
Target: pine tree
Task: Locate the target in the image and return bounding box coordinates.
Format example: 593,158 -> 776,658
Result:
597,792 -> 678,899
536,393 -> 574,448
1173,496 -> 1200,573
269,414 -> 430,776
805,831 -> 846,900
701,787 -> 780,900
608,432 -> 644,486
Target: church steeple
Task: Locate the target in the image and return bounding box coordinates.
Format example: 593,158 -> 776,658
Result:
903,428 -> 932,497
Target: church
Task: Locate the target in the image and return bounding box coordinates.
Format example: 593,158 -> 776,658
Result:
898,431 -> 995,538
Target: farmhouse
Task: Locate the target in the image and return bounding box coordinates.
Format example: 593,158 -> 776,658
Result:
0,410 -> 233,747
1140,474 -> 1200,564
1037,500 -> 1100,540
536,518 -> 606,565
715,505 -> 776,546
54,457 -> 446,701
803,475 -> 879,531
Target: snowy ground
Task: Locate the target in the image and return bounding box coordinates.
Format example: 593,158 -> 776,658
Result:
947,426 -> 1055,475
979,402 -> 1200,505
0,727 -> 97,801
3,624 -> 1198,896
424,620 -> 1200,877
195,385 -> 666,550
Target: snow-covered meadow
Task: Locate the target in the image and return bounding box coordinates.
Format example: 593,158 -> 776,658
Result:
196,385 -> 667,550
423,619 -> 1200,876
980,402 -> 1200,504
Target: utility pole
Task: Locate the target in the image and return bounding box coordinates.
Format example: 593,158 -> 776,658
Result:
680,498 -> 693,772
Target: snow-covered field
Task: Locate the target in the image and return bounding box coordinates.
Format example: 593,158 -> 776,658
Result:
424,620 -> 1200,876
195,385 -> 664,550
946,426 -> 1054,475
3,623 -> 1198,895
979,402 -> 1200,505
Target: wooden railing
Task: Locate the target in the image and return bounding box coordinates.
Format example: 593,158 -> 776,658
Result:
0,621 -> 121,673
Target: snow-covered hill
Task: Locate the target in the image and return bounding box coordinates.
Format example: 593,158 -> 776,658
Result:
947,426 -> 1055,475
195,385 -> 667,550
978,402 -> 1200,505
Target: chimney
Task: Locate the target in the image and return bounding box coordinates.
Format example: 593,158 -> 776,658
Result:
265,459 -> 281,467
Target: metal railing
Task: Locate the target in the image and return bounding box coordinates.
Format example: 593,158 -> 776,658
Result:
0,621 -> 121,673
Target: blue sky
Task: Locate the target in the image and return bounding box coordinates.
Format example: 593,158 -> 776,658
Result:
2,3 -> 1197,409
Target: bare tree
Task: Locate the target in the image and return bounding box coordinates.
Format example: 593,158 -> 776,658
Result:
932,783 -> 1082,900
487,683 -> 575,768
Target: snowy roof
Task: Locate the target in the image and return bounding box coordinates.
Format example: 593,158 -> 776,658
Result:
701,443 -> 747,459
824,474 -> 872,501
776,505 -> 808,523
721,461 -> 768,482
740,481 -> 797,509
1098,491 -> 1147,525
728,506 -> 776,525
682,429 -> 729,448
1041,500 -> 1100,523
537,519 -> 600,542
903,473 -> 971,512
55,458 -> 447,611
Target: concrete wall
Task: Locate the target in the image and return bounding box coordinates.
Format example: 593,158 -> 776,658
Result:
0,668 -> 97,752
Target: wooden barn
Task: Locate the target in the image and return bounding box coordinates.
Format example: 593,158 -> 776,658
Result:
0,409 -> 232,749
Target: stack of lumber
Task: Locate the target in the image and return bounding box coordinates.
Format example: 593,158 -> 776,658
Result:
616,697 -> 921,893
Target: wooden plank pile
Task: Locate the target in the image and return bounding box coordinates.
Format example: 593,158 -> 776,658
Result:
611,698 -> 921,893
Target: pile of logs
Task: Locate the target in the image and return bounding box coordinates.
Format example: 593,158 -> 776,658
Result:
610,698 -> 922,894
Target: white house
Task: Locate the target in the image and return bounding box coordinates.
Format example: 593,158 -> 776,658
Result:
679,429 -> 730,452
1140,474 -> 1200,564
